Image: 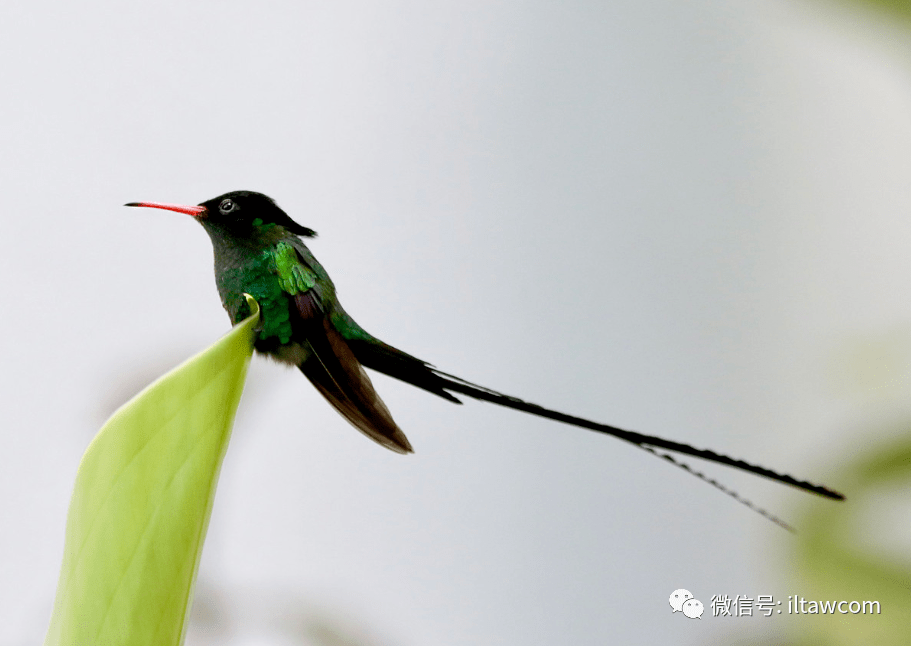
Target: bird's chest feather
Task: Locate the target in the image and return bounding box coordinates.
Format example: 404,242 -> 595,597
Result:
215,249 -> 297,345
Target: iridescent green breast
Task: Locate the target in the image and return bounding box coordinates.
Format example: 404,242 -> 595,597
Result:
217,242 -> 317,345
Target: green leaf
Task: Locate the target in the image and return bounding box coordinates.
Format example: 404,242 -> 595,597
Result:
791,430 -> 911,646
44,295 -> 260,646
842,0 -> 911,24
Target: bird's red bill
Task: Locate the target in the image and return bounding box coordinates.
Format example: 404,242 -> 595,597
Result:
125,201 -> 207,217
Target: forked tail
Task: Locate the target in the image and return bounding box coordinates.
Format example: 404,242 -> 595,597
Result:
349,337 -> 844,529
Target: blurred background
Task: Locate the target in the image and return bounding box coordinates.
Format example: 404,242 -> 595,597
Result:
2,0 -> 911,644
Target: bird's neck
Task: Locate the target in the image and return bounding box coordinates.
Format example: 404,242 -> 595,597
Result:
201,221 -> 289,270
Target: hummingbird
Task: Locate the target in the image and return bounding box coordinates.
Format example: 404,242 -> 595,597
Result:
126,191 -> 843,521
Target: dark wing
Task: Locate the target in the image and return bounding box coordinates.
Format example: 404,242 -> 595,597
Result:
276,244 -> 412,454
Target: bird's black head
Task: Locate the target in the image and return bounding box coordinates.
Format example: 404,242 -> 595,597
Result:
198,191 -> 316,237
126,190 -> 317,238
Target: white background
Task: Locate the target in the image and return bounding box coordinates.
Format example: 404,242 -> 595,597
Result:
2,1 -> 910,644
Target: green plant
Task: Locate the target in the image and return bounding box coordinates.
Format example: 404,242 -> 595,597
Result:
44,296 -> 260,646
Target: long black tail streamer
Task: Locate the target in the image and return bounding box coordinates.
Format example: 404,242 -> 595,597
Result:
431,369 -> 843,529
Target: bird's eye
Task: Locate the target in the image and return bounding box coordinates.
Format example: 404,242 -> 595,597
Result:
219,198 -> 236,214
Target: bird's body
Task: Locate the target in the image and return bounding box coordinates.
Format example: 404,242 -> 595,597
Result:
128,191 -> 466,454
180,191 -> 432,453
126,190 -> 844,520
